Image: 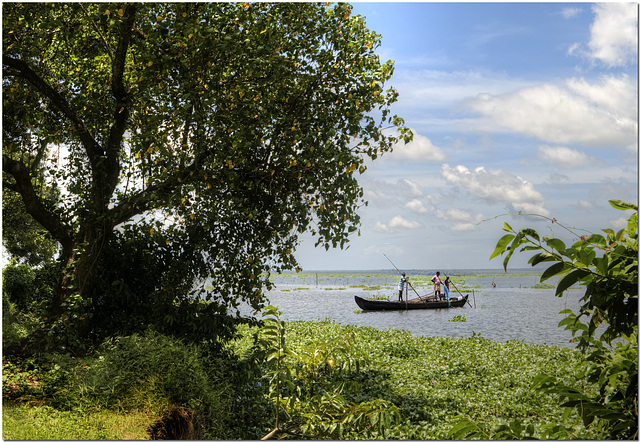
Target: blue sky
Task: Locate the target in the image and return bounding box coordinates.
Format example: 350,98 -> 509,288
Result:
295,2 -> 638,271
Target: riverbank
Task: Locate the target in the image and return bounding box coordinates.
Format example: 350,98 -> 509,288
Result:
4,319 -> 596,439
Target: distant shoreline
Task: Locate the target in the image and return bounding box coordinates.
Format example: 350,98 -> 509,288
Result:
279,268 -> 544,275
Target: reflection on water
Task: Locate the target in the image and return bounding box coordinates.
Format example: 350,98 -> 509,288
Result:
235,270 -> 585,348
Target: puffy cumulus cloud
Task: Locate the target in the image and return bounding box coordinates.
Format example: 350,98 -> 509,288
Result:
588,3 -> 638,67
405,199 -> 428,213
537,145 -> 605,168
388,130 -> 446,162
567,75 -> 637,121
373,215 -> 421,233
432,207 -> 485,231
441,164 -> 549,216
465,74 -> 637,147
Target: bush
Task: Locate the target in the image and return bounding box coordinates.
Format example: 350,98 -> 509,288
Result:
2,259 -> 57,314
3,260 -> 36,311
58,331 -> 236,438
87,228 -> 243,352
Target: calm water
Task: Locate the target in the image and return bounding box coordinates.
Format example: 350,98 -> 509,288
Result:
235,270 -> 585,348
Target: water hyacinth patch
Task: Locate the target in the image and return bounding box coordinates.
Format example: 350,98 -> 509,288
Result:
231,319 -> 596,439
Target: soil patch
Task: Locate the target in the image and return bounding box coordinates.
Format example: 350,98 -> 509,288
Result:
148,406 -> 201,440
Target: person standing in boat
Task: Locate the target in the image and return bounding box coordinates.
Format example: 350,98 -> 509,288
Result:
398,273 -> 407,301
431,272 -> 442,300
444,276 -> 451,300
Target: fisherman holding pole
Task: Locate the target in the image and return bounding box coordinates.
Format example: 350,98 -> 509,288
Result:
443,271 -> 474,308
397,272 -> 407,302
384,254 -> 424,301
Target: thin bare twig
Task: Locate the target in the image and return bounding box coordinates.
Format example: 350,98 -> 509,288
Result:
477,213 -> 593,239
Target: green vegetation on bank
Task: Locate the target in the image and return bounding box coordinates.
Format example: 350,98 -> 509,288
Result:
3,320 -> 593,440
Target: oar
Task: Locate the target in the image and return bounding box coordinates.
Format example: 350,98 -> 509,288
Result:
384,254 -> 424,301
443,272 -> 473,308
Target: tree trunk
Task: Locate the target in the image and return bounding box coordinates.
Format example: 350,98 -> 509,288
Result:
47,222 -> 110,345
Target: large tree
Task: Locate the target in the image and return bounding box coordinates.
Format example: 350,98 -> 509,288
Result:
3,3 -> 410,340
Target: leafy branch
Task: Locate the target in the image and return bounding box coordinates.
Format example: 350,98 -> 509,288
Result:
456,199 -> 639,440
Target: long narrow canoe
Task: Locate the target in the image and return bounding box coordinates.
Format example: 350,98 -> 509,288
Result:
354,294 -> 468,311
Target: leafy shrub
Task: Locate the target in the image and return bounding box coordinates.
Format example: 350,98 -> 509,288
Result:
2,259 -> 58,313
253,307 -> 402,440
87,228 -> 243,351
2,261 -> 36,311
58,330 -> 235,437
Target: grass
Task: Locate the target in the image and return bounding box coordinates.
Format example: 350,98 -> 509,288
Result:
2,403 -> 158,440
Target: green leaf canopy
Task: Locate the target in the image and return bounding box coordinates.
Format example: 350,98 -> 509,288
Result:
3,3 -> 410,325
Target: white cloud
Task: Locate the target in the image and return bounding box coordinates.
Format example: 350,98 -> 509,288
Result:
561,7 -> 582,19
372,221 -> 391,233
576,200 -> 595,211
537,145 -> 605,168
432,206 -> 486,231
392,69 -> 532,111
373,215 -> 421,233
401,179 -> 424,197
441,164 -> 549,216
388,130 -> 446,162
452,223 -> 476,232
588,3 -> 638,67
405,199 -> 427,213
464,74 -> 637,147
610,217 -> 628,230
567,75 -> 636,121
361,177 -> 424,206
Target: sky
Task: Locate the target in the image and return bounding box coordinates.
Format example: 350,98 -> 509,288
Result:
295,2 -> 638,271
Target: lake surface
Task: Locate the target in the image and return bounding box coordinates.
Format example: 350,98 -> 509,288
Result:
235,269 -> 585,348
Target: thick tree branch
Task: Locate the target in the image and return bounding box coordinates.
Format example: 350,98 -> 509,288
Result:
2,55 -> 104,162
109,159 -> 205,227
101,3 -> 137,206
3,156 -> 72,248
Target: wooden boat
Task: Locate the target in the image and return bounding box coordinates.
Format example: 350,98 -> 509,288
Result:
354,294 -> 469,311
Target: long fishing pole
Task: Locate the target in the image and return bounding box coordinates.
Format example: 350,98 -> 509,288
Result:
443,272 -> 473,308
383,254 -> 424,300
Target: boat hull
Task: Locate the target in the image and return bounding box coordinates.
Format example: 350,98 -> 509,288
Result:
354,295 -> 468,311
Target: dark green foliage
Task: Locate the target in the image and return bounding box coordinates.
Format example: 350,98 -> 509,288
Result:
2,179 -> 59,267
3,259 -> 57,312
3,260 -> 37,311
75,331 -> 222,408
52,331 -> 238,438
3,259 -> 59,354
249,307 -> 403,440
87,225 -> 245,350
